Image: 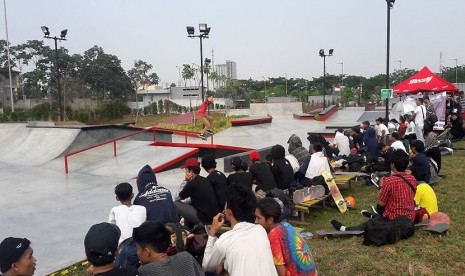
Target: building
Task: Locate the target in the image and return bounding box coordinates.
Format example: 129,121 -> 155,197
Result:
0,68 -> 20,109
215,60 -> 237,88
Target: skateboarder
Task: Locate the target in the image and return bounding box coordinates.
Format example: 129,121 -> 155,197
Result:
198,96 -> 215,140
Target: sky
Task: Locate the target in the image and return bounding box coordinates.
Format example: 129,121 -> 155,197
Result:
3,0 -> 465,86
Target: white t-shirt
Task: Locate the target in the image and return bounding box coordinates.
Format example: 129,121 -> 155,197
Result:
333,132 -> 350,156
375,123 -> 389,136
405,121 -> 415,135
305,152 -> 331,179
414,105 -> 426,127
285,154 -> 300,173
203,222 -> 277,276
390,140 -> 407,153
109,205 -> 147,245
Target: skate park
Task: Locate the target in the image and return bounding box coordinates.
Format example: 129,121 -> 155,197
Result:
0,103 -> 374,275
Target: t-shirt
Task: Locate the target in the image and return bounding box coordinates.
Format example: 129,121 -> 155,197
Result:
412,153 -> 431,184
249,162 -> 277,192
405,121 -> 415,135
378,172 -> 416,221
227,172 -> 253,189
268,222 -> 317,276
390,140 -> 407,153
375,123 -> 389,137
414,105 -> 426,127
197,101 -> 208,117
179,175 -> 220,224
95,267 -> 139,276
305,152 -> 330,180
206,170 -> 228,210
108,205 -> 146,245
334,132 -> 350,156
414,182 -> 438,215
138,252 -> 204,276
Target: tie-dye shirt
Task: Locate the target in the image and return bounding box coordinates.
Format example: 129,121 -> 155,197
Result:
268,222 -> 317,276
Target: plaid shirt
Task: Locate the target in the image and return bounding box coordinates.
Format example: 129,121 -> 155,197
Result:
378,172 -> 416,221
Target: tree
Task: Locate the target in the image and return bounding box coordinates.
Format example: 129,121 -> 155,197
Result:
340,87 -> 354,106
181,64 -> 195,86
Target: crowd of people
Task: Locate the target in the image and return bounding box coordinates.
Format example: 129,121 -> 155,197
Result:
2,93 -> 458,275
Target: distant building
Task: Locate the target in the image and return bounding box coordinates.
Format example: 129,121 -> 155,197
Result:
0,68 -> 20,108
215,60 -> 237,88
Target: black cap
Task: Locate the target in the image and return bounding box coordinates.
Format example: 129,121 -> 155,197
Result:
0,237 -> 31,273
84,223 -> 121,266
335,128 -> 344,134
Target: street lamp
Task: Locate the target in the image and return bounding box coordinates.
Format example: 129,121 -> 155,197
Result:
450,58 -> 458,84
385,0 -> 395,122
337,62 -> 344,87
186,23 -> 211,101
42,26 -> 68,121
319,48 -> 334,109
262,76 -> 267,101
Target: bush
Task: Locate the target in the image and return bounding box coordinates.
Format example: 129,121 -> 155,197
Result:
30,102 -> 51,121
96,100 -> 130,121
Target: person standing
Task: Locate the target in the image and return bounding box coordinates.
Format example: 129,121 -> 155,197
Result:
198,96 -> 215,140
412,97 -> 426,143
423,96 -> 438,136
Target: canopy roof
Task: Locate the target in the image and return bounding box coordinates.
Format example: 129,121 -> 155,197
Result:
393,66 -> 459,95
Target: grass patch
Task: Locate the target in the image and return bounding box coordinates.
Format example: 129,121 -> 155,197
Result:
51,141 -> 465,275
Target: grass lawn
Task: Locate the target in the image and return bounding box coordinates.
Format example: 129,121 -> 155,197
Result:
49,141 -> 465,276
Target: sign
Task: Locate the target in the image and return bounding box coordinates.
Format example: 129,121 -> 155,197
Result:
380,89 -> 393,100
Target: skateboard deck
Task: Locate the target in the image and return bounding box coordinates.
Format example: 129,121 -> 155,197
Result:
322,170 -> 347,213
293,185 -> 326,204
200,132 -> 213,140
315,230 -> 364,239
423,223 -> 450,234
415,219 -> 431,227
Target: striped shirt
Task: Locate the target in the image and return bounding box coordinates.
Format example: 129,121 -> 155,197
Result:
138,251 -> 204,276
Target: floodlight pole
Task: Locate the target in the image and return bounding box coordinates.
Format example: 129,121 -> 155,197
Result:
319,49 -> 333,109
385,0 -> 395,123
187,24 -> 210,101
3,0 -> 14,112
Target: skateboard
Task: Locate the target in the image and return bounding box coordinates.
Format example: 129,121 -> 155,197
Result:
199,132 -> 213,140
322,170 -> 347,213
293,185 -> 326,204
315,230 -> 364,239
423,223 -> 450,235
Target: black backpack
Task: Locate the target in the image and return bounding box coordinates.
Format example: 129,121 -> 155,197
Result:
363,216 -> 414,246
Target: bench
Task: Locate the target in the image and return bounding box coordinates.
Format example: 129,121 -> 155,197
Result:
333,172 -> 367,189
291,195 -> 329,225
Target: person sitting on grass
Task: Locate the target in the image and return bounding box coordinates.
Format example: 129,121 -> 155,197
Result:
175,158 -> 220,228
390,132 -> 407,153
198,96 -> 215,140
255,198 -> 317,276
202,185 -> 277,276
331,149 -> 416,231
201,154 -> 228,210
249,150 -> 277,192
133,221 -> 204,276
84,223 -> 139,276
447,108 -> 465,139
109,182 -> 146,246
134,164 -> 178,224
411,166 -> 438,223
371,143 -> 395,173
410,140 -> 431,184
0,237 -> 36,276
227,156 -> 253,189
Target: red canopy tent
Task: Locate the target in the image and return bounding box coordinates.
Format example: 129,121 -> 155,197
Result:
392,66 -> 459,95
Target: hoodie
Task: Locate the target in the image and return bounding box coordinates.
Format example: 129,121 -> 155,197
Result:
134,165 -> 178,223
363,128 -> 378,163
271,145 -> 294,190
287,134 -> 310,165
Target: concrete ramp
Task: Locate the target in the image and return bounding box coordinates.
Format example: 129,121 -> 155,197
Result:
0,123 -> 80,165
250,102 -> 302,116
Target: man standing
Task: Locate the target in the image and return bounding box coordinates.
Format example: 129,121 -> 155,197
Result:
0,237 -> 36,276
202,185 -> 277,276
412,97 -> 426,143
255,198 -> 317,276
423,96 -> 438,136
374,118 -> 389,144
175,158 -> 220,227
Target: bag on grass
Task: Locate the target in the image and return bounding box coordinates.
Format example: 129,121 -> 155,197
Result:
363,216 -> 414,246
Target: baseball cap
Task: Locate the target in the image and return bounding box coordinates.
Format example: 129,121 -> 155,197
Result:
249,151 -> 260,162
335,128 -> 344,134
231,156 -> 243,168
0,237 -> 31,273
180,157 -> 200,168
84,223 -> 121,266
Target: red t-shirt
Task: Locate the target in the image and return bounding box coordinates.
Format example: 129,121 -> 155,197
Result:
197,101 -> 208,117
378,172 -> 416,221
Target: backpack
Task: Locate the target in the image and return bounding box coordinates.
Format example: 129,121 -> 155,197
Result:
115,238 -> 140,269
363,216 -> 414,246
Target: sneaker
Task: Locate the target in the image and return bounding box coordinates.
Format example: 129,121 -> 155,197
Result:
331,219 -> 345,231
370,173 -> 379,187
207,129 -> 214,134
199,134 -> 207,140
371,205 -> 378,214
360,210 -> 373,219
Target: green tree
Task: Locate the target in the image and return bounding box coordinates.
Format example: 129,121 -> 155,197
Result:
340,87 -> 354,106
181,64 -> 195,86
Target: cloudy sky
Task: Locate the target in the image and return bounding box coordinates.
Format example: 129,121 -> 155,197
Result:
4,0 -> 464,85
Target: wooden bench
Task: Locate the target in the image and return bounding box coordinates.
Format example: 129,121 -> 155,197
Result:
333,173 -> 367,189
291,195 -> 329,225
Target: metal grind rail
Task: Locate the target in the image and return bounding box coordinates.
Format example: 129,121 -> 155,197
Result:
64,126 -> 212,173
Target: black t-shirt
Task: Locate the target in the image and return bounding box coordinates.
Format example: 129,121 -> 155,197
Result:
249,162 -> 277,192
206,170 -> 228,209
451,116 -> 465,138
271,159 -> 294,190
179,175 -> 220,223
227,171 -> 253,189
95,267 -> 139,276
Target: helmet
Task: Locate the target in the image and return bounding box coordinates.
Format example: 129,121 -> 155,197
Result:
344,196 -> 356,208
